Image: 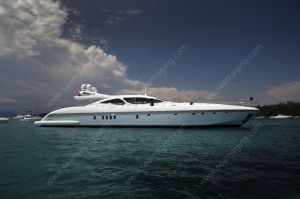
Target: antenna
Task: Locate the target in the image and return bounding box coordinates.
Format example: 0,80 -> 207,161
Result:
144,87 -> 148,96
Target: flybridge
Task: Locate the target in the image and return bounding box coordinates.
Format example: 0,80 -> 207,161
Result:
74,84 -> 111,100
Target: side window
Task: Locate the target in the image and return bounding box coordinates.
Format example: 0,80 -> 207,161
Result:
101,98 -> 125,105
124,98 -> 163,104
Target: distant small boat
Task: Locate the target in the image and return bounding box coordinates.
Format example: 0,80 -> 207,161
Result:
0,117 -> 9,123
20,114 -> 42,122
271,115 -> 292,119
255,116 -> 266,119
13,114 -> 24,119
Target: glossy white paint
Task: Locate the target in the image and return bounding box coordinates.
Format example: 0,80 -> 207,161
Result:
35,94 -> 259,127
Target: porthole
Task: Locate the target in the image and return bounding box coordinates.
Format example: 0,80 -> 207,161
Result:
113,115 -> 116,119
147,114 -> 151,116
213,112 -> 216,114
106,115 -> 108,120
174,113 -> 178,115
192,113 -> 196,115
136,115 -> 139,119
109,115 -> 112,120
201,113 -> 205,115
102,115 -> 104,120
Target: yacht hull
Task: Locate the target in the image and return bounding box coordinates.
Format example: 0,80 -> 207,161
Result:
34,110 -> 257,127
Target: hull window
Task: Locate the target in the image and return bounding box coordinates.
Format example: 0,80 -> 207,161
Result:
192,113 -> 196,115
102,116 -> 104,120
136,115 -> 139,119
213,112 -> 216,114
174,113 -> 178,115
93,116 -> 96,120
106,116 -> 108,120
201,113 -> 205,114
113,115 -> 116,119
109,115 -> 112,120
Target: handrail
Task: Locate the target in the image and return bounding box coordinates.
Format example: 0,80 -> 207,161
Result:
200,100 -> 258,107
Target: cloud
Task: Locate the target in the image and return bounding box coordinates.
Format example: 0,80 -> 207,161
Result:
69,22 -> 83,41
15,80 -> 37,89
118,87 -> 215,102
0,0 -> 67,57
0,96 -> 18,103
267,80 -> 300,100
0,0 -> 142,111
102,8 -> 142,25
104,16 -> 129,25
124,9 -> 142,15
0,0 -> 211,112
101,83 -> 113,89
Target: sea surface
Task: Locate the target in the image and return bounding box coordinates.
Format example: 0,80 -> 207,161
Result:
0,119 -> 299,199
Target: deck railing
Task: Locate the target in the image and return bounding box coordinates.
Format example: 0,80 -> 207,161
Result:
199,99 -> 258,107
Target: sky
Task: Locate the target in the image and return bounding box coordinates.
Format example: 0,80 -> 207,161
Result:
0,0 -> 299,113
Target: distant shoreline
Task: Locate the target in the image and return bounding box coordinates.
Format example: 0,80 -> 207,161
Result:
256,101 -> 300,117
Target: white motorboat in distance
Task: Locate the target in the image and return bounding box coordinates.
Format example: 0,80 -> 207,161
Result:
270,115 -> 293,119
13,114 -> 24,120
20,114 -> 42,122
0,117 -> 9,123
35,84 -> 259,127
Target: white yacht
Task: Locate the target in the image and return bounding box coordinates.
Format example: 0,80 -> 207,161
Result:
35,84 -> 259,127
20,114 -> 42,122
13,114 -> 24,120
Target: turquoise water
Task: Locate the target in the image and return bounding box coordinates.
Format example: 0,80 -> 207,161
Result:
0,119 -> 299,199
